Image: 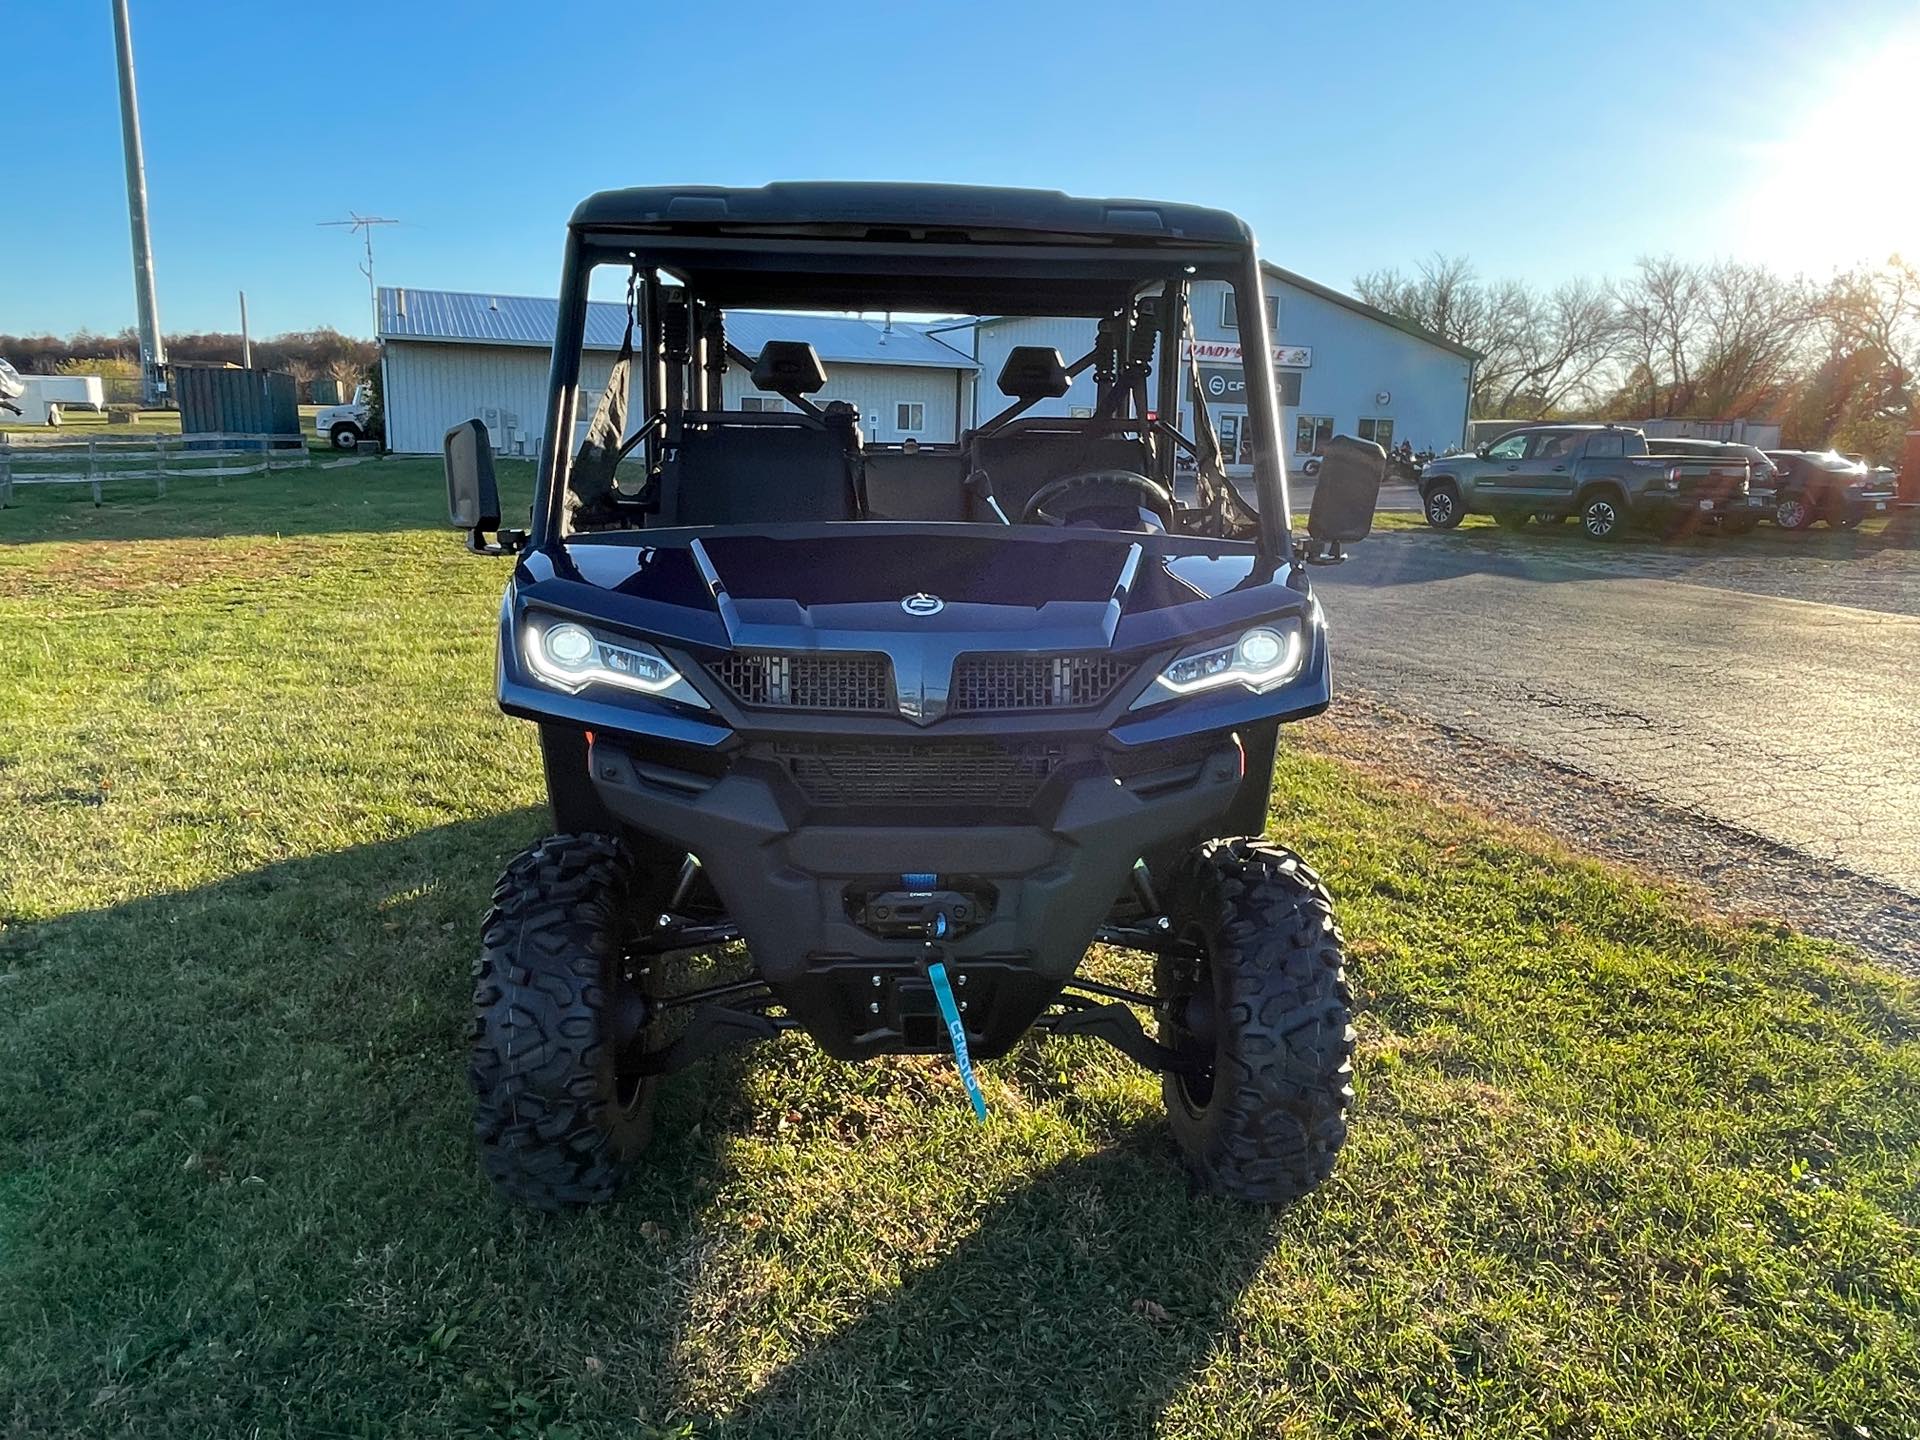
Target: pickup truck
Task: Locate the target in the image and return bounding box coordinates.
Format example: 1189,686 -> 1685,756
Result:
315,383 -> 372,450
1766,450 -> 1899,529
1644,437 -> 1778,534
1419,423 -> 1755,540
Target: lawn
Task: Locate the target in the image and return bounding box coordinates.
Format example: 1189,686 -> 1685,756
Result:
2,462 -> 1918,1439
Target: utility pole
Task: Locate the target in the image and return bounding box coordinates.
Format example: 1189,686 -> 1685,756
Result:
111,0 -> 166,405
238,290 -> 251,368
319,213 -> 399,340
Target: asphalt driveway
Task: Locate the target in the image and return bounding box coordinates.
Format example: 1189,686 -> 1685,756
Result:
1312,525 -> 1920,897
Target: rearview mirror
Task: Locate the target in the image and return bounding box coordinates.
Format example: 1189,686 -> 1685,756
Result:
445,418 -> 500,532
1305,434 -> 1386,549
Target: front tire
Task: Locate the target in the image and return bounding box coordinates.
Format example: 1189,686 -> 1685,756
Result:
1423,481 -> 1464,529
1775,493 -> 1813,530
330,424 -> 361,451
470,834 -> 659,1210
1157,840 -> 1354,1204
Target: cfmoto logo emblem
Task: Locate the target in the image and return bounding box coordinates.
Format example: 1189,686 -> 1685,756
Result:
901,593 -> 944,616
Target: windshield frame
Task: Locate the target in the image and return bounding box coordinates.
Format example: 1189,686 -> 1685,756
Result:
527,227 -> 1293,556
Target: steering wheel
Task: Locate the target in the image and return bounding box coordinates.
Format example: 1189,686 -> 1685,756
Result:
1019,470 -> 1176,530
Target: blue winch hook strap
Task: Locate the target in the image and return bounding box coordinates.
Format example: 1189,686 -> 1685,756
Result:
926,959 -> 988,1124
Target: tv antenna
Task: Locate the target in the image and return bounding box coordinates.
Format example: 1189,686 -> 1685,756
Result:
319,212 -> 399,338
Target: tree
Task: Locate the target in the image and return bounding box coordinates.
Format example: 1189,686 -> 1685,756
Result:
1356,255 -> 1620,418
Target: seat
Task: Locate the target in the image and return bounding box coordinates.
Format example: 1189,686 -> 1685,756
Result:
655,422 -> 856,526
968,429 -> 1154,520
862,451 -> 970,521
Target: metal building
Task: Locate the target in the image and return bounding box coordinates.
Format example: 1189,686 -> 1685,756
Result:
927,265 -> 1477,474
377,287 -> 976,456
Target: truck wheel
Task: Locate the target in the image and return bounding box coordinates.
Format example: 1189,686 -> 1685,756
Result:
330,424 -> 360,451
1156,839 -> 1354,1204
470,834 -> 658,1209
1423,482 -> 1464,529
1775,493 -> 1812,530
1578,493 -> 1624,541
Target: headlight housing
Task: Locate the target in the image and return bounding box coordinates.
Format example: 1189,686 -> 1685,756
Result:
1138,619 -> 1307,705
522,616 -> 709,708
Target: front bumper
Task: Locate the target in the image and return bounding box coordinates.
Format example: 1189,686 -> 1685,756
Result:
588,733 -> 1246,1059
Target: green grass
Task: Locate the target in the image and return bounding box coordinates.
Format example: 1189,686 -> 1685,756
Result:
3,464 -> 1918,1438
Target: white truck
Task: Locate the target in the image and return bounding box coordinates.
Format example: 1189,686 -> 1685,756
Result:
316,383 -> 373,450
0,369 -> 106,425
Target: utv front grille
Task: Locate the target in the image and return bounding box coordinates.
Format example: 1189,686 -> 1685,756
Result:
770,739 -> 1065,809
949,654 -> 1134,713
706,652 -> 893,711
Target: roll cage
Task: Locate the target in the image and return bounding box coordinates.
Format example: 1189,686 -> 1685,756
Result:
527,183 -> 1295,559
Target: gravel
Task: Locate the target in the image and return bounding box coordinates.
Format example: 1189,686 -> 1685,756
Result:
1300,690 -> 1920,976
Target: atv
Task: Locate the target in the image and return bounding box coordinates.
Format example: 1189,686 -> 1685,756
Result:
444,183 -> 1384,1210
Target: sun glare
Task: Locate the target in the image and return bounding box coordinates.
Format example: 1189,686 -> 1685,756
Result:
1741,25 -> 1920,275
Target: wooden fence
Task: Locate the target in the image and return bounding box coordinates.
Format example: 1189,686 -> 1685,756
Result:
0,433 -> 313,506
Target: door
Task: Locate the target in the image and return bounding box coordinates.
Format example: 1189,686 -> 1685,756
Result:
1475,430 -> 1533,507
1529,429 -> 1595,510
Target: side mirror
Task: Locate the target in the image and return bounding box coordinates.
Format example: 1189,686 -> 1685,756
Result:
1303,434 -> 1386,561
1474,444 -> 1490,459
445,418 -> 500,533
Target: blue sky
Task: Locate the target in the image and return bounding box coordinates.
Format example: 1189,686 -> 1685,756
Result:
5,0 -> 1915,339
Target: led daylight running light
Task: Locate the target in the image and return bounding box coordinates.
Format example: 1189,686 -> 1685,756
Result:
1153,622 -> 1305,697
524,618 -> 693,700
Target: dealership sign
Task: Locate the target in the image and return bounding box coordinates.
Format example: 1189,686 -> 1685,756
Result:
1182,339 -> 1312,368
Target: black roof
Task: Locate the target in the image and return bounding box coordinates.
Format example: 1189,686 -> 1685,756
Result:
570,182 -> 1253,246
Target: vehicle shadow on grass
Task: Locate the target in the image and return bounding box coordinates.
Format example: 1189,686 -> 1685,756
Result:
1,809 -> 1272,1436
676,1134 -> 1284,1440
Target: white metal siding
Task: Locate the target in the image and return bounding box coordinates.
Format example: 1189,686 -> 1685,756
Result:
383,340 -> 608,457
722,362 -> 964,443
956,279 -> 1472,460
384,343 -> 965,453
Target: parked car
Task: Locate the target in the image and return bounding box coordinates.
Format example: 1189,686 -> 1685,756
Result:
1764,450 -> 1899,530
1644,437 -> 1777,534
1419,423 -> 1755,540
315,383 -> 373,450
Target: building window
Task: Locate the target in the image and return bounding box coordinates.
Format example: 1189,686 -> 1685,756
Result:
740,395 -> 783,412
1277,372 -> 1302,407
1357,416 -> 1394,450
1219,289 -> 1281,332
1294,415 -> 1334,455
896,402 -> 925,432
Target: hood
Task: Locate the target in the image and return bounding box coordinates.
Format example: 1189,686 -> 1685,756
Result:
541,524 -> 1287,654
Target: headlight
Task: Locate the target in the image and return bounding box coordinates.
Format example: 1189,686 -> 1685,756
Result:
1142,620 -> 1307,702
522,617 -> 708,708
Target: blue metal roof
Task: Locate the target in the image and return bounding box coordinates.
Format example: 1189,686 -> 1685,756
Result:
378,287 -> 975,370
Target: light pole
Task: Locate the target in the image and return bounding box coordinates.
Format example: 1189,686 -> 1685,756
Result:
111,0 -> 166,405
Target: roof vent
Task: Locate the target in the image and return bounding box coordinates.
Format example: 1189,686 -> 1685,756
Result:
488,296 -> 499,311
395,288 -> 407,319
